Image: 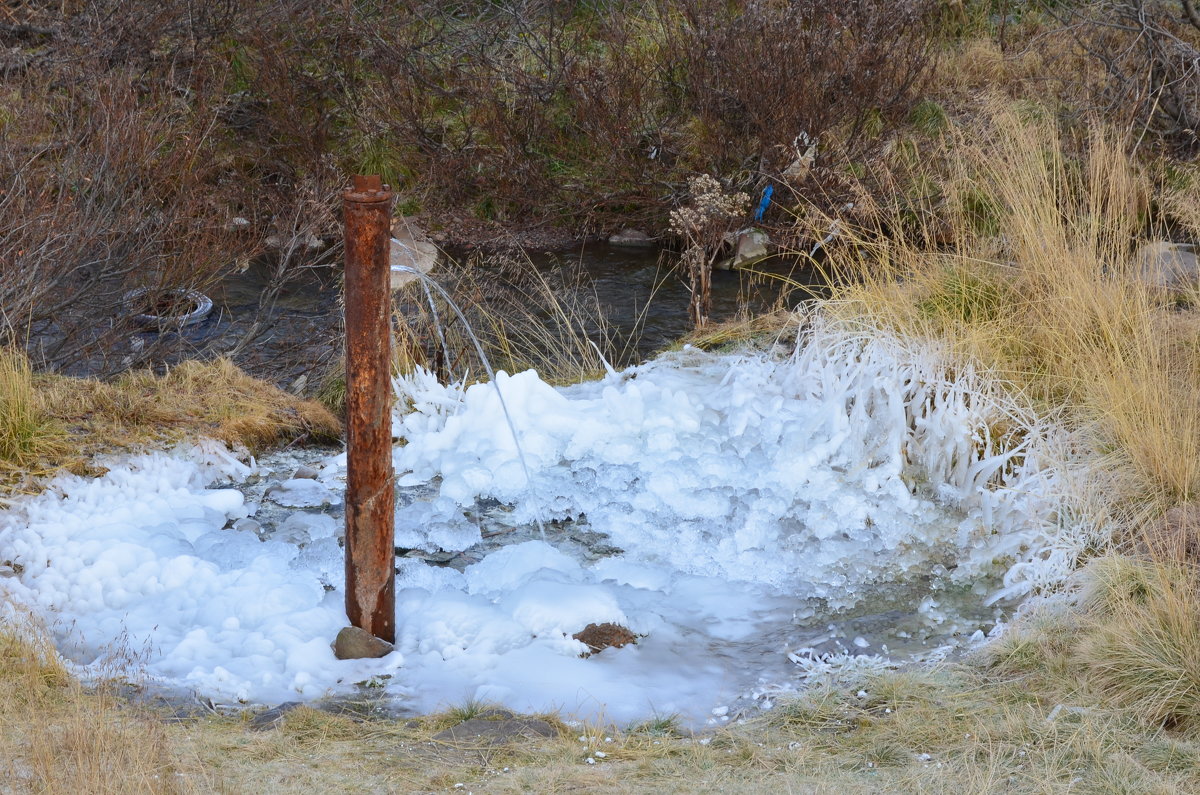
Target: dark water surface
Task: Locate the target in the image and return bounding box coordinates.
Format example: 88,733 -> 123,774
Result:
146,242 -> 824,386
523,243 -> 825,358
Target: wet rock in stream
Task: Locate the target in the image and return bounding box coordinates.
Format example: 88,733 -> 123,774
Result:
573,622 -> 638,657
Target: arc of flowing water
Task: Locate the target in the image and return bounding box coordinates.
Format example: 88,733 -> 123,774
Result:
392,263 -> 548,540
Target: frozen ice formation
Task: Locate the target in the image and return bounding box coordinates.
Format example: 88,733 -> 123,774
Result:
391,313 -> 1103,611
0,313 -> 1109,722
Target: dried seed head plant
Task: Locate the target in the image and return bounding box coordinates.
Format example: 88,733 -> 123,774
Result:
669,175 -> 749,327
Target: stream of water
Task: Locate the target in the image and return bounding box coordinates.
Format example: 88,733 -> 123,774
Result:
200,242 -> 824,386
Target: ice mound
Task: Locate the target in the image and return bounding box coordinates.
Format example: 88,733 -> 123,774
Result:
0,448 -> 399,703
392,313 -> 1097,610
0,314 -> 1107,722
0,451 -> 779,720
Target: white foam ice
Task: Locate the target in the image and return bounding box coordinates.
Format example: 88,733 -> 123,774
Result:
0,313 -> 1110,723
391,314 -> 1101,611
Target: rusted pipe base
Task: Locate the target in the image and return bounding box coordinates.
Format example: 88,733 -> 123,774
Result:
343,175 -> 397,642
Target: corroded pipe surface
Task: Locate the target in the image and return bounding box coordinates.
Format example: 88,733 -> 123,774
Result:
343,174 -> 396,643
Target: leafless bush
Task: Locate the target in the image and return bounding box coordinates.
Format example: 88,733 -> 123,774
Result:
359,1 -> 671,226
1056,0 -> 1200,148
359,0 -> 934,229
658,0 -> 935,201
0,69 -> 257,374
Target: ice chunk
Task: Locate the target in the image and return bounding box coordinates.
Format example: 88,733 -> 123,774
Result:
266,479 -> 340,508
464,541 -> 583,595
279,512 -> 338,544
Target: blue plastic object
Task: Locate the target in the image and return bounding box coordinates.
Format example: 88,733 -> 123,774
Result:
754,184 -> 773,222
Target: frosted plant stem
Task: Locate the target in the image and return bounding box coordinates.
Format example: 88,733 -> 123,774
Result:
396,265 -> 548,540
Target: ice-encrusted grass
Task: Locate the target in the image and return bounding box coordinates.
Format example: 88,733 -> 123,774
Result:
821,103 -> 1200,525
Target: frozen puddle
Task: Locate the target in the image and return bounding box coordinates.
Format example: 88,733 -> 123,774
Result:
0,315 -> 1107,726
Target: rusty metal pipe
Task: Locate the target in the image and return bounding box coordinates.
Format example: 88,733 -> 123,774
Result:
343,174 -> 396,642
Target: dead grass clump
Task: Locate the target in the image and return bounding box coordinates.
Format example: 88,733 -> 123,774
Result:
1140,503 -> 1200,564
1077,556 -> 1200,731
981,555 -> 1200,734
25,689 -> 184,795
277,706 -> 369,745
0,615 -> 198,794
0,348 -> 65,472
128,359 -> 342,451
0,358 -> 340,491
668,309 -> 799,355
0,619 -> 71,708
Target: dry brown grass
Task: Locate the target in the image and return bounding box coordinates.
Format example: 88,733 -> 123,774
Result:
1077,556 -> 1200,731
391,251 -> 621,387
676,308 -> 801,352
2,615 -> 1196,795
0,356 -> 340,493
986,555 -> 1200,738
0,614 -> 204,794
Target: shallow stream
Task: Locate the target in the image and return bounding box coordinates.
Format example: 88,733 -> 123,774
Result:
196,242 -> 823,385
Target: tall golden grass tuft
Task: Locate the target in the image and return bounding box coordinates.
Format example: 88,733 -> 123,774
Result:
0,348 -> 65,471
41,358 -> 342,457
825,101 -> 1200,520
0,357 -> 341,492
0,615 -> 71,708
0,614 -> 202,793
1078,556 -> 1200,731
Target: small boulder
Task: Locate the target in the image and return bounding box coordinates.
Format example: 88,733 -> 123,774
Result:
573,622 -> 637,657
433,717 -> 557,746
474,708 -> 516,720
608,228 -> 655,247
333,626 -> 394,660
732,229 -> 770,268
1136,241 -> 1200,291
716,229 -> 771,270
292,464 -> 320,480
